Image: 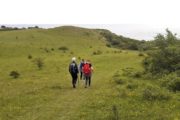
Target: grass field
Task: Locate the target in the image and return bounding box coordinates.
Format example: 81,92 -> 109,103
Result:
0,26 -> 180,120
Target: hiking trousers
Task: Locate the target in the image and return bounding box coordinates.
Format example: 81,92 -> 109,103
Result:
80,71 -> 82,80
84,74 -> 91,87
71,73 -> 78,88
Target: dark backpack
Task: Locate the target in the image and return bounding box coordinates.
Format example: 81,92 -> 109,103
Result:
70,62 -> 77,74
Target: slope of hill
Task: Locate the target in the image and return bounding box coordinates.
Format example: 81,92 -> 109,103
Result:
0,26 -> 179,120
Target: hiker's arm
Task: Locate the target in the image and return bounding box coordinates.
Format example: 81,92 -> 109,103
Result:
91,67 -> 94,72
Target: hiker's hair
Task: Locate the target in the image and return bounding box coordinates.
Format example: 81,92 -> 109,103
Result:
72,57 -> 76,61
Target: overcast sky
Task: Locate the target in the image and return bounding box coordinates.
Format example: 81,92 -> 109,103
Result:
0,0 -> 180,40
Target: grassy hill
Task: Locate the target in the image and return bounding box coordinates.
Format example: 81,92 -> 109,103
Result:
0,26 -> 180,120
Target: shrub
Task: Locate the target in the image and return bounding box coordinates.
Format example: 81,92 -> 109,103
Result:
106,43 -> 111,48
28,54 -> 32,59
122,68 -> 134,76
132,71 -> 142,78
33,58 -> 44,70
113,72 -> 126,85
44,48 -> 49,53
70,51 -> 74,55
9,71 -> 20,79
160,73 -> 180,92
126,83 -> 138,90
142,85 -> 171,101
143,47 -> 180,75
138,52 -> 144,56
114,78 -> 125,85
58,46 -> 69,51
92,50 -> 103,55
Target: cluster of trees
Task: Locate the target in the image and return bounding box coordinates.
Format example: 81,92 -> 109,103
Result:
0,25 -> 20,31
98,28 -> 180,52
98,28 -> 179,76
0,25 -> 40,31
98,29 -> 143,50
143,29 -> 180,75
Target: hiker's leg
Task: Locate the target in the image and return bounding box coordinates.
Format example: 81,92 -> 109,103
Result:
74,74 -> 78,85
89,76 -> 91,86
83,73 -> 85,80
80,71 -> 82,80
85,75 -> 88,88
71,74 -> 74,86
72,74 -> 76,88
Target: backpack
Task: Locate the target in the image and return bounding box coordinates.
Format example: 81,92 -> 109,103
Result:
70,62 -> 77,74
80,62 -> 84,69
83,63 -> 91,74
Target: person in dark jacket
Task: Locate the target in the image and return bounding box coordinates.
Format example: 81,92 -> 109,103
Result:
69,57 -> 79,88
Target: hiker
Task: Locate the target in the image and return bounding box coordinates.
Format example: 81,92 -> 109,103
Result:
69,57 -> 79,88
83,60 -> 93,88
79,59 -> 85,80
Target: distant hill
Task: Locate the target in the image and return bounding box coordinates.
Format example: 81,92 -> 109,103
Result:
0,25 -> 143,51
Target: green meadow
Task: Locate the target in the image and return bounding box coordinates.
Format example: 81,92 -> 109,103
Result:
0,26 -> 180,120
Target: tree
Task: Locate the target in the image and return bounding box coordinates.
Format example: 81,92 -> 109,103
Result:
34,26 -> 39,29
143,47 -> 180,75
143,29 -> 180,75
1,25 -> 6,29
154,33 -> 168,49
166,29 -> 177,45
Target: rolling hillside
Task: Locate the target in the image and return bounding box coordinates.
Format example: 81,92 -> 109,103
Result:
0,26 -> 179,120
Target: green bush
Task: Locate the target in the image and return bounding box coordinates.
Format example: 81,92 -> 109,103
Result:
106,43 -> 111,48
70,51 -> 74,55
142,85 -> 171,101
160,73 -> 180,92
138,52 -> 144,56
112,72 -> 126,85
92,50 -> 103,55
132,72 -> 142,78
44,48 -> 49,53
28,54 -> 32,59
143,47 -> 180,75
126,83 -> 138,90
122,68 -> 142,78
9,71 -> 20,79
142,30 -> 180,75
33,58 -> 44,70
122,67 -> 134,76
114,78 -> 125,85
58,46 -> 69,51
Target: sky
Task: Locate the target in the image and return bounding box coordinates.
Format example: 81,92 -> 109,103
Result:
0,0 -> 180,40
